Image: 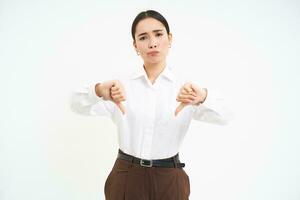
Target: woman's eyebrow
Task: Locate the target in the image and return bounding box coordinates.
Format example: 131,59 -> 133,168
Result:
137,29 -> 163,37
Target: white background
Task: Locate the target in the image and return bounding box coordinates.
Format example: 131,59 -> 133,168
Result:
1,0 -> 299,199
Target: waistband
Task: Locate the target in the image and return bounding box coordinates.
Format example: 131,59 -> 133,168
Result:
117,149 -> 185,168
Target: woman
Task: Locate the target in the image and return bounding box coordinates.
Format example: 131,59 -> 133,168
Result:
71,10 -> 232,200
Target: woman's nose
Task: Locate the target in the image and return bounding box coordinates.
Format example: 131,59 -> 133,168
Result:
148,38 -> 157,48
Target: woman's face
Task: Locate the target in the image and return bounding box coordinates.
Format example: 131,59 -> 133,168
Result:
133,17 -> 172,65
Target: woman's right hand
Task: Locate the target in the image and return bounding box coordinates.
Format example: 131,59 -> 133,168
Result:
95,80 -> 126,114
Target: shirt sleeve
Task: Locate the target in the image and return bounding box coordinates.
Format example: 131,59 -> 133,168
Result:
191,88 -> 234,125
70,82 -> 116,118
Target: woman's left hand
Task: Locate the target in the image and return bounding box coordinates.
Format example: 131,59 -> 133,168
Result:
175,82 -> 207,116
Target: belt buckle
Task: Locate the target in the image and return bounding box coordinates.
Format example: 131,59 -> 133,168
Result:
140,159 -> 153,167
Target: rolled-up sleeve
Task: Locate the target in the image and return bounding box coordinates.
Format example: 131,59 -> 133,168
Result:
191,89 -> 234,125
70,82 -> 115,118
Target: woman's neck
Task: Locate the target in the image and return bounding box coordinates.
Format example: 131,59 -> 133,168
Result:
143,61 -> 166,83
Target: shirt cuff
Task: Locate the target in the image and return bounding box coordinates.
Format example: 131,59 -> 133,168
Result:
192,88 -> 216,110
192,88 -> 235,125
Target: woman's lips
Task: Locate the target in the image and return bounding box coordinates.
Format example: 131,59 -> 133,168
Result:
147,51 -> 159,56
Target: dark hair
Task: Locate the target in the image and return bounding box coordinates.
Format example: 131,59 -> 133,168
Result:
131,10 -> 170,41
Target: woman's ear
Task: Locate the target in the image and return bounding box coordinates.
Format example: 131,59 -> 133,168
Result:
168,32 -> 173,45
133,41 -> 138,51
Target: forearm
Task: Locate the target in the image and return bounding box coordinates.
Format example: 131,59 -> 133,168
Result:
192,88 -> 234,125
70,82 -> 114,117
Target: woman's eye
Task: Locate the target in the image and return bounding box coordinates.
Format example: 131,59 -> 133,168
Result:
139,33 -> 162,41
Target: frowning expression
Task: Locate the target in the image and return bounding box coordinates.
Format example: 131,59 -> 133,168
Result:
133,17 -> 172,64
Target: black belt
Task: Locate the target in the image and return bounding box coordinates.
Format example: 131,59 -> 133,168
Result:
117,149 -> 185,168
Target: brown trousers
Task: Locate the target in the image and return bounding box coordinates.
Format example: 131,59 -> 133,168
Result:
104,157 -> 190,200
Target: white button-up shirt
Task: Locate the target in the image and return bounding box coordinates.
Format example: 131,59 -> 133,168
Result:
70,65 -> 233,159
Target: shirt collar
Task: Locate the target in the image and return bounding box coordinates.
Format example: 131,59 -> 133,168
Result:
129,64 -> 175,82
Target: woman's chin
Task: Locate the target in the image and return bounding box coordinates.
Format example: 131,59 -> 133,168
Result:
145,58 -> 165,64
